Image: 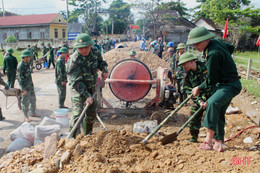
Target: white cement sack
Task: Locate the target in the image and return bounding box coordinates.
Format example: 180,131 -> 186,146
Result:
9,122 -> 35,144
34,125 -> 61,145
6,137 -> 32,153
133,120 -> 158,134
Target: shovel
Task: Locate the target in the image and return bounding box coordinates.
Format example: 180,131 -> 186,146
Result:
160,106 -> 204,145
67,78 -> 105,139
141,94 -> 193,144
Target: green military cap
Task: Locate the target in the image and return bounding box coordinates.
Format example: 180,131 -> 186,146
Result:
21,49 -> 32,58
178,53 -> 197,65
186,26 -> 215,45
7,48 -> 14,54
47,43 -> 51,46
59,47 -> 69,53
74,33 -> 94,48
106,36 -> 109,39
41,42 -> 44,45
34,43 -> 37,46
176,43 -> 186,50
129,50 -> 136,56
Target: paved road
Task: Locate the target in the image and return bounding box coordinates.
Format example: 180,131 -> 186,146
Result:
0,67 -> 72,157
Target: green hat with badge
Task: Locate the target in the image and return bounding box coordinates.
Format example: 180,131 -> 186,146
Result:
47,43 -> 51,46
186,26 -> 215,45
41,42 -> 44,45
106,36 -> 109,39
178,53 -> 197,65
21,49 -> 32,58
129,50 -> 136,56
59,47 -> 69,53
74,33 -> 94,48
176,43 -> 186,50
7,48 -> 14,54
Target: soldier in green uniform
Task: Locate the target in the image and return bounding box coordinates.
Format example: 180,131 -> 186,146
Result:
178,53 -> 215,142
3,48 -> 18,88
102,36 -> 111,53
172,43 -> 187,104
166,47 -> 174,62
187,26 -> 242,152
46,43 -> 55,69
32,43 -> 38,60
41,42 -> 48,68
27,45 -> 34,73
17,50 -> 40,122
0,74 -> 9,121
67,34 -> 108,137
55,47 -> 68,108
63,41 -> 69,49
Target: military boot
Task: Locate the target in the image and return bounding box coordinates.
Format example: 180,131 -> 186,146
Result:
18,96 -> 22,110
189,129 -> 199,143
0,108 -> 5,121
83,123 -> 93,136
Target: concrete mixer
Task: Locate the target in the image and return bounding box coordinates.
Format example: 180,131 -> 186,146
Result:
97,58 -> 179,114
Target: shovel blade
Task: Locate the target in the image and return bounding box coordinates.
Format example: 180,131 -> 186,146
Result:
160,132 -> 178,145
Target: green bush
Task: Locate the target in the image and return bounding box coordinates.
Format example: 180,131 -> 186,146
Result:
5,35 -> 17,43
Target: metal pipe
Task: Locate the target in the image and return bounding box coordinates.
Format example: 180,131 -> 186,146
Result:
105,79 -> 157,84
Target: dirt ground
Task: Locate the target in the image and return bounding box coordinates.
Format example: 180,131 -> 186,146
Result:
0,41 -> 259,172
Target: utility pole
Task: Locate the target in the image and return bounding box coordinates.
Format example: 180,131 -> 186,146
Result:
1,0 -> 5,17
65,0 -> 69,21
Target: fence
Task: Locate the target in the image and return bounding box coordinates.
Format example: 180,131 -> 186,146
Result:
187,46 -> 260,81
233,55 -> 260,80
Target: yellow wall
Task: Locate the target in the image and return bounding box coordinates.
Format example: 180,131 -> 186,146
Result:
49,24 -> 67,39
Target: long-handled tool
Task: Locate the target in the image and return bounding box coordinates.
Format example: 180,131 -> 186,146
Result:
67,79 -> 104,138
141,94 -> 193,144
160,106 -> 204,145
96,113 -> 108,131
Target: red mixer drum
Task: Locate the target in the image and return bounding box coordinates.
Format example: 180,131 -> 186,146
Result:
109,58 -> 152,102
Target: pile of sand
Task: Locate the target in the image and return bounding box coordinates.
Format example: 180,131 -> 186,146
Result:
0,116 -> 259,173
103,48 -> 169,72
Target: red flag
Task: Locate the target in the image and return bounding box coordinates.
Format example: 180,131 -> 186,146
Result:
223,18 -> 228,39
130,24 -> 139,29
256,35 -> 260,47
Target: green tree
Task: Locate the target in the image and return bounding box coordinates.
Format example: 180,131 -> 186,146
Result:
5,35 -> 17,43
106,0 -> 131,34
194,0 -> 260,48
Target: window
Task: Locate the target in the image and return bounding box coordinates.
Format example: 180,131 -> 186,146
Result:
40,32 -> 45,39
54,28 -> 58,38
15,32 -> 19,39
27,32 -> 32,39
62,29 -> 66,38
3,33 -> 7,40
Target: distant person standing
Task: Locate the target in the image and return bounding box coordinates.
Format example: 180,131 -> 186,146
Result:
32,43 -> 38,60
140,38 -> 146,51
41,42 -> 48,68
158,37 -> 164,59
27,45 -> 34,72
3,48 -> 18,88
0,74 -> 9,121
17,50 -> 39,122
55,47 -> 68,109
63,40 -> 69,49
46,43 -> 55,69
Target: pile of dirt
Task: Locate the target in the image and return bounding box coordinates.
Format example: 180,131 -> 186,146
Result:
0,113 -> 259,173
103,49 -> 169,72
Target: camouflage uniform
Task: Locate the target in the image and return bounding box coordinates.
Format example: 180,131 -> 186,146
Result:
3,52 -> 18,88
55,56 -> 67,108
17,61 -> 36,118
42,44 -> 48,64
0,74 -> 8,120
48,45 -> 55,68
27,47 -> 34,72
184,61 -> 215,141
32,45 -> 38,60
171,53 -> 187,102
102,39 -> 111,53
67,46 -> 108,137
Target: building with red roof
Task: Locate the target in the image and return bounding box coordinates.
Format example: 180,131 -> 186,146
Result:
0,13 -> 67,43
